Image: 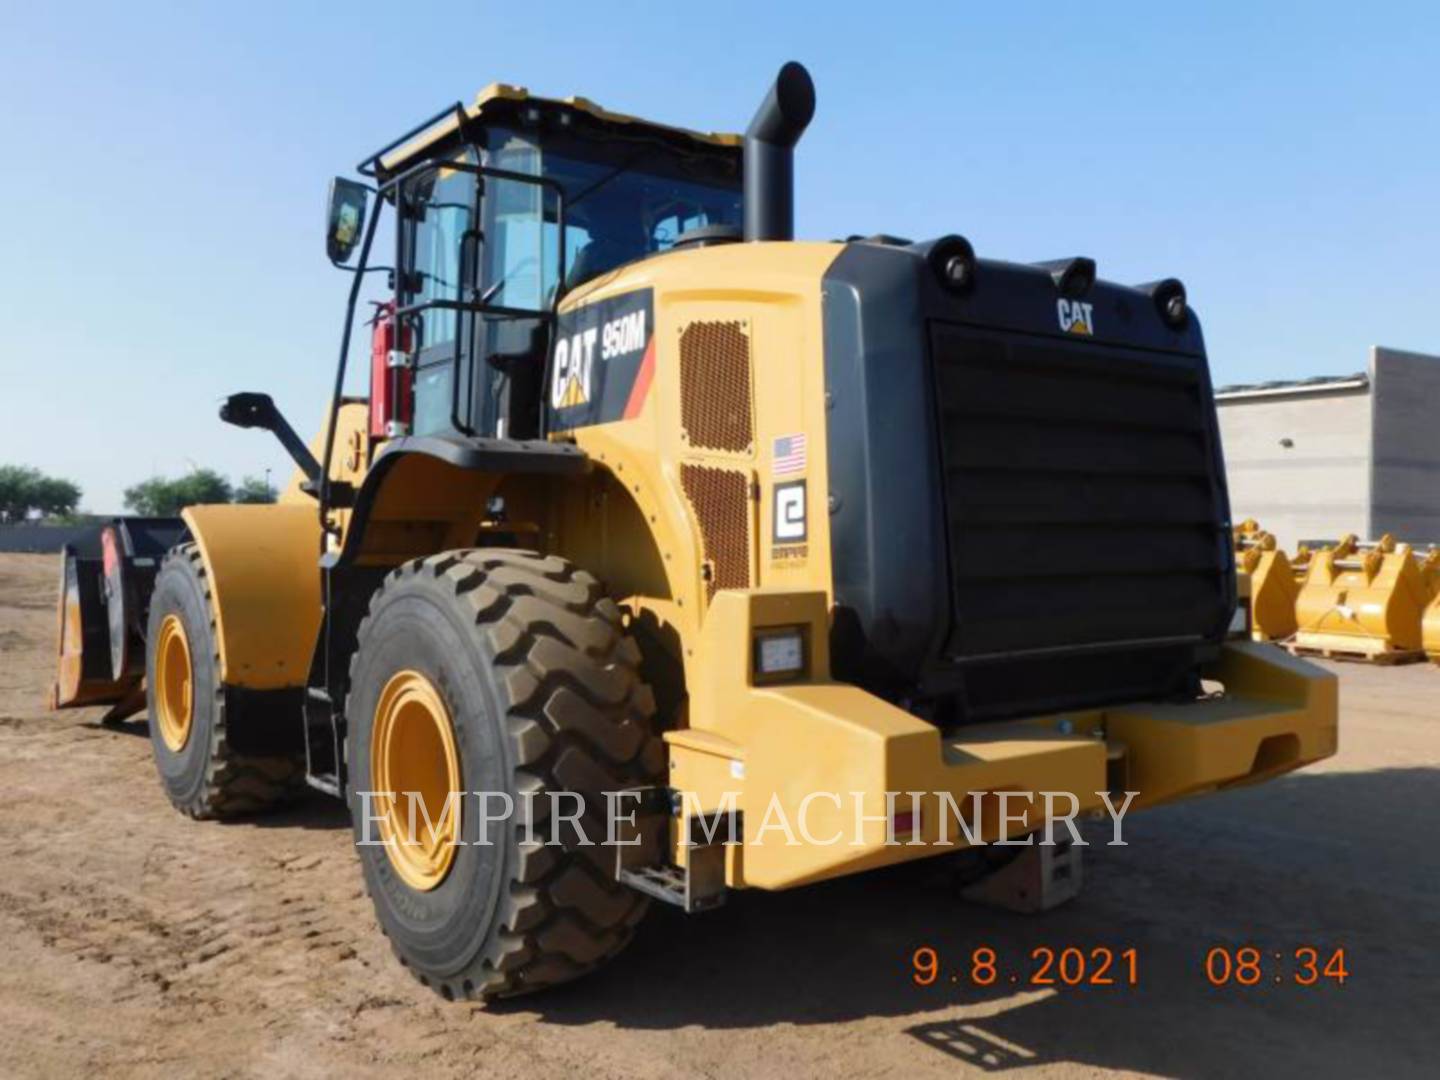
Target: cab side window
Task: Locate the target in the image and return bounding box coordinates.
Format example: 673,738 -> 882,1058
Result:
402,165 -> 477,349
400,163 -> 477,435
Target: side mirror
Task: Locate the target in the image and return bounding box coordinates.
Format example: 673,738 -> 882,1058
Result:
326,178 -> 369,265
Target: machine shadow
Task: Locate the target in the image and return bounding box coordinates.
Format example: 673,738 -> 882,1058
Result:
245,796 -> 352,832
504,765 -> 1439,1077
87,713 -> 350,830
86,717 -> 149,738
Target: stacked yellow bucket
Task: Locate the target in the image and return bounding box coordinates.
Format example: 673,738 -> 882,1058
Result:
1292,535 -> 1434,661
1422,551 -> 1440,663
1233,520 -> 1298,642
1234,522 -> 1440,663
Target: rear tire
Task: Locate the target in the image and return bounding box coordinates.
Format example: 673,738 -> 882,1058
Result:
346,549 -> 662,1000
145,544 -> 302,819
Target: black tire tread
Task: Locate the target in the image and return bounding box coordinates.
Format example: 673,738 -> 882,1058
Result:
348,548 -> 662,1000
155,543 -> 303,820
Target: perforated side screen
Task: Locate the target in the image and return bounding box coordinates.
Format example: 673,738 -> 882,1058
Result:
680,464 -> 751,600
679,321 -> 754,453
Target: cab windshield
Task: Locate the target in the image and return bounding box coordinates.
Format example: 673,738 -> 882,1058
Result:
393,123 -> 740,439
482,126 -> 741,307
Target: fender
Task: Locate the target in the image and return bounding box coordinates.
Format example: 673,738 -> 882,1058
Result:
182,504 -> 323,689
331,433 -> 590,568
300,434 -> 593,790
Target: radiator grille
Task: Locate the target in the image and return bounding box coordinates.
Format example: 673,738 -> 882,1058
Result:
681,464 -> 751,601
929,322 -> 1228,716
679,321 -> 754,453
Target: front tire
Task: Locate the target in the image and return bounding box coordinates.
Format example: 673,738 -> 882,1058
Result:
346,549 -> 662,1000
145,544 -> 303,819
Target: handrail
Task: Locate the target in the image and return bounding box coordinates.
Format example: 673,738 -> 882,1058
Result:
320,153 -> 569,537
319,193 -> 384,543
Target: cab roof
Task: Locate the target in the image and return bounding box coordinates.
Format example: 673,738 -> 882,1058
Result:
368,82 -> 742,178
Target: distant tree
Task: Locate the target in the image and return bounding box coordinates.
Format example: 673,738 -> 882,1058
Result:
32,474 -> 83,518
232,474 -> 277,504
52,511 -> 102,526
122,477 -> 177,516
0,464 -> 82,521
123,469 -> 234,516
0,465 -> 36,521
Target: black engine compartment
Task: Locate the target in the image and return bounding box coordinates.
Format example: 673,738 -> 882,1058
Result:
822,239 -> 1236,724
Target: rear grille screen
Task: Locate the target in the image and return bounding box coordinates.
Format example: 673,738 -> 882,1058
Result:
929,323 -> 1227,717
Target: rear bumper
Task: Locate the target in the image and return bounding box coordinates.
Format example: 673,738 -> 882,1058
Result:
673,612 -> 1338,890
1104,641 -> 1338,807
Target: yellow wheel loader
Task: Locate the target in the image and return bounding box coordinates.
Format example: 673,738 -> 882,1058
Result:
53,62 -> 1338,999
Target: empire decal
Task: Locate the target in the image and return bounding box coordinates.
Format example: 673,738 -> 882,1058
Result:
770,479 -> 809,567
548,288 -> 656,431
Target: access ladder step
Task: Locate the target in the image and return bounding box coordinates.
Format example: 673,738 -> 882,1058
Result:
305,772 -> 343,798
611,785 -> 728,913
617,859 -> 725,914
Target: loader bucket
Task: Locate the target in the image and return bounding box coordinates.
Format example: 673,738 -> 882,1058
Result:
1418,546 -> 1440,596
1424,589 -> 1440,664
1421,548 -> 1440,664
1293,535 -> 1436,661
1235,530 -> 1298,642
1291,543 -> 1314,581
51,518 -> 187,721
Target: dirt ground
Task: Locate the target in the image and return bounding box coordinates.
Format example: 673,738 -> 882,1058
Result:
0,552 -> 1435,1078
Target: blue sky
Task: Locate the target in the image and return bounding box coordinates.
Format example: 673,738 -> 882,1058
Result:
1,1 -> 1436,512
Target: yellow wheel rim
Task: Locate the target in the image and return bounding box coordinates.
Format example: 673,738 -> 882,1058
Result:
154,614 -> 194,752
370,670 -> 462,891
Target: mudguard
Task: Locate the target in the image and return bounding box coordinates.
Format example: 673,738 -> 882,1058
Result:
180,504 -> 324,689
331,434 -> 589,567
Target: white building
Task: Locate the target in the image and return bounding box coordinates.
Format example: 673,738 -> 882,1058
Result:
1216,346 -> 1440,550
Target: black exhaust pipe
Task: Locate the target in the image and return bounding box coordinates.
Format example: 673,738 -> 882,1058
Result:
744,61 -> 816,242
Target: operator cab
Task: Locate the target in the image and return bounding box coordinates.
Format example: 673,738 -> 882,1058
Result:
328,86 -> 742,441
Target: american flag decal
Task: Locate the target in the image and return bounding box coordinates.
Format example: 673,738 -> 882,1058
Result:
772,433 -> 807,475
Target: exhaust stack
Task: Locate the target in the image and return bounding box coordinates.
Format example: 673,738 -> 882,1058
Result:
744,61 -> 816,242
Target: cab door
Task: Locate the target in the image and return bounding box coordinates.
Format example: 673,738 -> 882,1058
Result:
395,158 -> 564,439
396,161 -> 481,436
